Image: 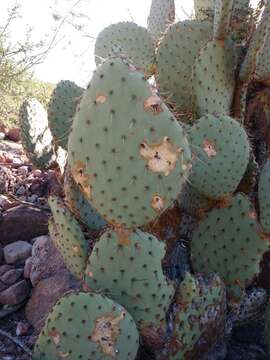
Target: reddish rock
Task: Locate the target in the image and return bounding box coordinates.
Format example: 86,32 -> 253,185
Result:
6,127 -> 20,142
29,235 -> 66,286
0,280 -> 30,305
3,241 -> 32,264
26,272 -> 81,330
0,205 -> 49,245
0,264 -> 14,276
0,268 -> 23,285
23,257 -> 33,279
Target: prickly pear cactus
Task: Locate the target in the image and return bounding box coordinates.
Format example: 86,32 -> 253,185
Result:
187,114 -> 250,199
48,80 -> 84,150
194,0 -> 215,20
259,159 -> 270,235
192,38 -> 237,117
48,196 -> 88,280
147,0 -> 175,42
156,20 -> 212,121
84,228 -> 175,337
68,57 -> 191,228
191,194 -> 270,301
33,292 -> 139,360
19,98 -> 55,169
94,22 -> 155,74
160,273 -> 226,360
64,166 -> 107,230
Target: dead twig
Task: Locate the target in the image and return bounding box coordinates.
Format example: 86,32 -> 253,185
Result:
8,193 -> 51,212
0,328 -> 32,356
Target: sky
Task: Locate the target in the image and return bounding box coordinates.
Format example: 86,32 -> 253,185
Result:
0,0 -> 260,87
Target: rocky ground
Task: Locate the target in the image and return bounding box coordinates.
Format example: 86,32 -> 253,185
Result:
0,130 -> 270,360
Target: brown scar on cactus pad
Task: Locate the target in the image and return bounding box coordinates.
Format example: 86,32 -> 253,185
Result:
91,311 -> 125,357
202,139 -> 217,158
95,92 -> 107,104
72,160 -> 91,199
151,195 -> 166,213
115,226 -> 132,246
144,95 -> 163,114
48,329 -> 61,345
140,137 -> 182,176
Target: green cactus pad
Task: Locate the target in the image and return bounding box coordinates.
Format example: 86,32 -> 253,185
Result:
178,183 -> 213,217
192,38 -> 237,117
259,160 -> 270,235
19,98 -> 55,169
68,57 -> 191,228
165,273 -> 226,360
33,292 -> 139,360
239,3 -> 270,82
255,28 -> 270,84
48,196 -> 88,280
94,22 -> 155,74
48,80 -> 84,150
156,20 -> 212,120
188,114 -> 250,199
64,166 -> 107,230
84,229 -> 175,332
147,0 -> 175,42
213,0 -> 234,40
191,194 -> 270,301
194,0 -> 215,20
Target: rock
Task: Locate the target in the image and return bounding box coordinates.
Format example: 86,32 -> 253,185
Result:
26,272 -> 81,331
6,127 -> 20,142
0,195 -> 14,211
0,280 -> 30,305
16,321 -> 30,336
0,280 -> 9,292
3,241 -> 32,264
0,264 -> 14,276
0,244 -> 3,264
16,185 -> 26,196
27,194 -> 38,203
18,166 -> 29,176
33,169 -> 42,177
23,257 -> 33,278
0,132 -> 5,140
0,268 -> 23,285
29,235 -> 66,286
0,205 -> 49,245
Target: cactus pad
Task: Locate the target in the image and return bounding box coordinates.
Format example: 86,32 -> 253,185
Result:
164,273 -> 226,360
191,194 -> 270,301
192,38 -> 237,117
68,57 -> 191,228
33,292 -> 139,360
194,0 -> 215,20
19,98 -> 55,169
48,196 -> 88,280
213,0 -> 234,40
94,22 -> 155,73
188,114 -> 250,199
156,20 -> 212,120
259,160 -> 270,235
48,80 -> 84,149
64,167 -> 107,230
84,228 -> 175,333
147,0 -> 175,42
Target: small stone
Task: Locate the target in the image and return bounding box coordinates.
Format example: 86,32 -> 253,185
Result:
18,166 -> 29,176
6,127 -> 20,142
0,132 -> 5,140
27,194 -> 38,203
0,268 -> 23,285
0,280 -> 30,305
4,241 -> 32,264
33,169 -> 42,177
0,195 -> 13,211
0,264 -> 14,276
16,321 -> 30,336
16,185 -> 26,196
23,257 -> 33,278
